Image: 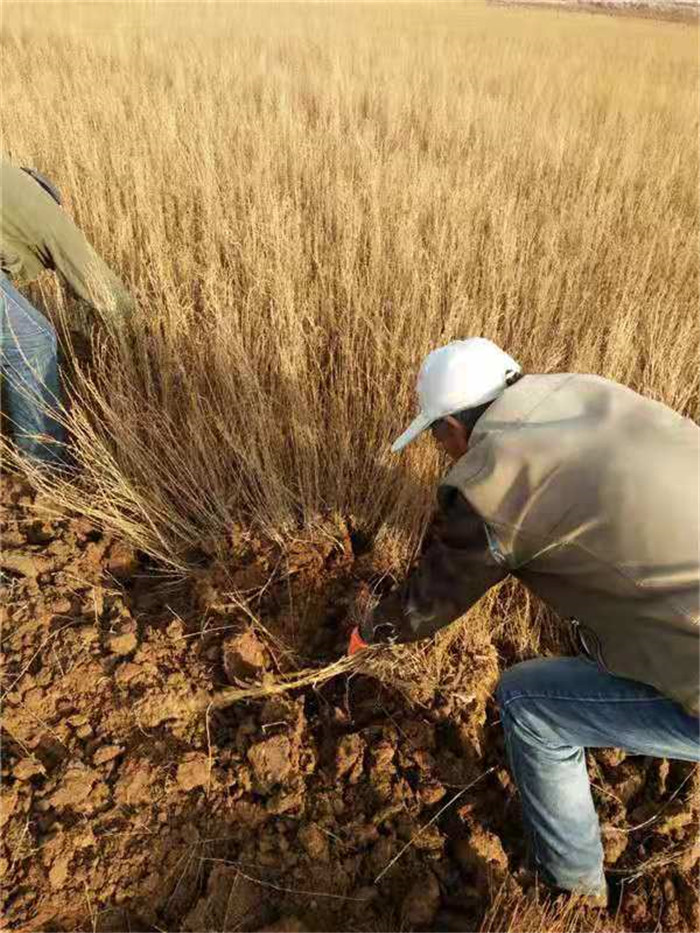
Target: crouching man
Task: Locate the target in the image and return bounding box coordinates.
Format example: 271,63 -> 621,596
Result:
350,338 -> 700,902
1,159 -> 133,466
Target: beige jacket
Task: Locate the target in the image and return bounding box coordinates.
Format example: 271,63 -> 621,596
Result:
369,374 -> 700,716
0,160 -> 133,323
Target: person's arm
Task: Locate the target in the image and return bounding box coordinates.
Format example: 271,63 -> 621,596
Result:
360,485 -> 508,645
3,161 -> 134,324
41,207 -> 134,324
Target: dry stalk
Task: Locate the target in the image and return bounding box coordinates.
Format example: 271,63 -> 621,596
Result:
209,652 -> 375,710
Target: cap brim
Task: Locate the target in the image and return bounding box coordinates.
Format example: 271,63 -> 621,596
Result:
391,411 -> 434,453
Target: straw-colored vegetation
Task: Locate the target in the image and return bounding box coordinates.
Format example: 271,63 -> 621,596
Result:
2,0 -> 697,727
2,0 -> 697,571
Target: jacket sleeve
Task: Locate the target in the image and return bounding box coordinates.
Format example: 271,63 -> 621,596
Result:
42,207 -> 134,325
362,485 -> 508,645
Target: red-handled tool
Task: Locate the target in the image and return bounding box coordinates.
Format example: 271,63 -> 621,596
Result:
348,625 -> 368,656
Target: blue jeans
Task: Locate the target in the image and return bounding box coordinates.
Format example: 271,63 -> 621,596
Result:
0,275 -> 65,465
496,657 -> 700,895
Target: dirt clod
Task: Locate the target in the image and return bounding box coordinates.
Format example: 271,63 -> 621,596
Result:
93,745 -> 124,766
182,866 -> 265,932
247,735 -> 293,790
335,733 -> 365,782
12,758 -> 46,781
49,855 -> 72,891
106,630 -> 138,655
0,550 -> 47,578
401,870 -> 441,927
298,823 -> 329,861
105,541 -> 139,579
222,628 -> 268,682
48,765 -> 99,810
176,753 -> 210,791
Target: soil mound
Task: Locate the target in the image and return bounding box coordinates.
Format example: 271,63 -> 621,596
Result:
1,474 -> 697,931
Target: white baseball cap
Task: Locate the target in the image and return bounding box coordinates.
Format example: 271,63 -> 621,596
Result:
391,338 -> 521,452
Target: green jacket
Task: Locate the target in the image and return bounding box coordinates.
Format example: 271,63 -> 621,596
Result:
368,374 -> 700,716
0,160 -> 133,323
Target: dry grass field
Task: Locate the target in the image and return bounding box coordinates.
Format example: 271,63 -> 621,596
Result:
2,0 -> 698,567
1,2 -> 698,932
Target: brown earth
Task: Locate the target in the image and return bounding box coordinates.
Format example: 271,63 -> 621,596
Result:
1,473 -> 698,932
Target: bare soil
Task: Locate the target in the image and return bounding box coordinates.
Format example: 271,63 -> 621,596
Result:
1,474 -> 698,932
